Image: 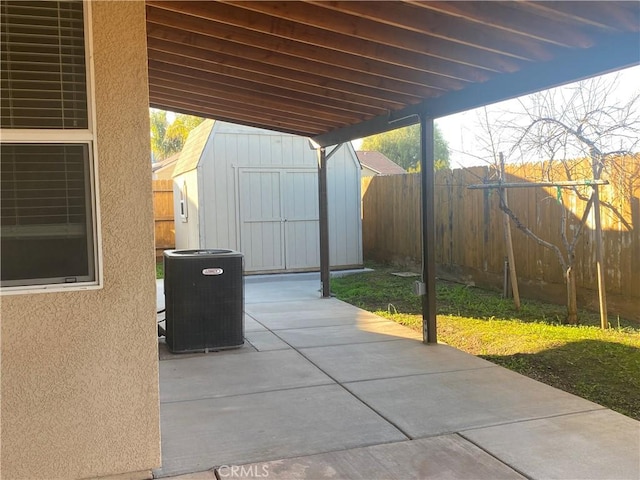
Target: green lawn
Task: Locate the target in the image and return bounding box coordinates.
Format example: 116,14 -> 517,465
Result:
331,264 -> 640,420
156,261 -> 164,279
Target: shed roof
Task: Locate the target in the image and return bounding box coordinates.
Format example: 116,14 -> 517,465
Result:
147,1 -> 639,146
152,152 -> 180,176
172,119 -> 215,177
357,151 -> 407,175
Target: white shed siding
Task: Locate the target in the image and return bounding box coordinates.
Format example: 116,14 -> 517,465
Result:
201,128 -> 237,250
175,122 -> 362,272
328,146 -> 362,267
173,170 -> 200,250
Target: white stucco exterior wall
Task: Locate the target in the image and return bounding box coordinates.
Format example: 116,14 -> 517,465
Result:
0,2 -> 161,478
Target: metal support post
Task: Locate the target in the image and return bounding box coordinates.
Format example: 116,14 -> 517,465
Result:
419,114 -> 437,344
318,147 -> 330,298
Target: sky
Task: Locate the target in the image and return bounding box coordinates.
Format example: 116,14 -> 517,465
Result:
434,65 -> 640,169
353,65 -> 639,169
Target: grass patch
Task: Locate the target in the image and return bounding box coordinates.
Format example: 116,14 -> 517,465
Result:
156,261 -> 164,279
331,264 -> 640,420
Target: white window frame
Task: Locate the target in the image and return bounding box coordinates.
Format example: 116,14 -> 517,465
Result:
0,1 -> 103,295
179,180 -> 188,222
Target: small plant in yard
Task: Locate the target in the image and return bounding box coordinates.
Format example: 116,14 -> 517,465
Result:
331,264 -> 640,420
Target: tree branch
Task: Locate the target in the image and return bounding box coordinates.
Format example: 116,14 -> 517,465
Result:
497,190 -> 568,274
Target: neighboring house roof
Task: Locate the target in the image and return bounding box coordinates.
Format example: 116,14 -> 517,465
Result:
152,152 -> 180,179
356,151 -> 406,175
172,119 -> 215,177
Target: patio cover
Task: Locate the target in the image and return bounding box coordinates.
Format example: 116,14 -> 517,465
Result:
147,1 -> 639,145
146,1 -> 639,341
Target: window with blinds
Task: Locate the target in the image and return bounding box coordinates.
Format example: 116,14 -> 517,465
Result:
0,0 -> 98,290
1,0 -> 88,129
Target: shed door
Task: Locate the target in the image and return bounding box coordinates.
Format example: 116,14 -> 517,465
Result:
283,170 -> 319,269
238,170 -> 285,271
238,169 -> 319,272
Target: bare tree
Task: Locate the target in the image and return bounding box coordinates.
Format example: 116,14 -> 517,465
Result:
473,74 -> 640,325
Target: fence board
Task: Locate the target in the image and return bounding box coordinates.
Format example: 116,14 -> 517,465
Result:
153,179 -> 175,259
361,156 -> 640,320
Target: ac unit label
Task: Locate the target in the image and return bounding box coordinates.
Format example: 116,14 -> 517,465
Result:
202,268 -> 224,276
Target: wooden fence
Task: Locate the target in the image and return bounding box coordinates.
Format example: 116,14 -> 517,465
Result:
362,156 -> 640,320
153,179 -> 175,259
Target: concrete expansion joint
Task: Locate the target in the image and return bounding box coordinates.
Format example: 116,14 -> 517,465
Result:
338,364 -> 499,385
455,432 -> 533,480
458,406 -> 610,435
160,381 -> 337,406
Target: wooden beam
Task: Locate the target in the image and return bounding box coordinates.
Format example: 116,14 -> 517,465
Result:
409,1 -> 593,48
422,30 -> 640,119
223,1 -> 521,73
146,17 -> 443,99
148,1 -> 482,85
525,1 -> 640,32
309,1 -> 551,61
468,180 -> 609,189
149,85 -> 339,132
148,57 -> 391,115
149,101 -> 314,138
148,95 -> 324,136
312,31 -> 640,146
149,60 -> 383,118
148,76 -> 365,125
147,43 -> 411,111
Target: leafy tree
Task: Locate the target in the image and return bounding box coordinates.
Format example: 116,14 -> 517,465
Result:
150,109 -> 205,162
150,109 -> 169,161
361,123 -> 450,171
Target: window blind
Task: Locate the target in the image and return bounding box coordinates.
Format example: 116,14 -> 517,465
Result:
0,143 -> 94,285
1,143 -> 89,233
0,0 -> 88,129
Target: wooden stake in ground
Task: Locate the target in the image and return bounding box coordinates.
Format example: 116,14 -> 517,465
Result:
469,166 -> 612,327
500,153 -> 520,310
591,151 -> 609,329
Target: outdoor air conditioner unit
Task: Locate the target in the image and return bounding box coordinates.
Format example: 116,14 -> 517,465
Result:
163,249 -> 244,353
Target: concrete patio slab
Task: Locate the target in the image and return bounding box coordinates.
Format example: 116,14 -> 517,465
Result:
156,384 -> 408,478
245,279 -> 321,304
220,435 -> 525,480
275,321 -> 422,348
244,330 -> 292,351
158,340 -> 257,361
245,298 -> 362,318
463,409 -> 640,480
344,367 -> 604,438
244,314 -> 267,332
157,275 -> 640,480
160,350 -> 332,402
300,340 -> 495,383
251,309 -> 386,331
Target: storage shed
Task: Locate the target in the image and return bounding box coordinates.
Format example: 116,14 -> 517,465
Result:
172,120 -> 363,273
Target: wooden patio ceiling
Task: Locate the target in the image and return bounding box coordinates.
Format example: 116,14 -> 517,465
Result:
146,1 -> 640,147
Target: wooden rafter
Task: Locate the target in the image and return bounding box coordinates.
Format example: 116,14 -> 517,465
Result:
145,1 -> 640,143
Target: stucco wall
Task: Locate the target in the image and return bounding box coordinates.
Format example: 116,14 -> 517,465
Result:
0,2 -> 161,479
